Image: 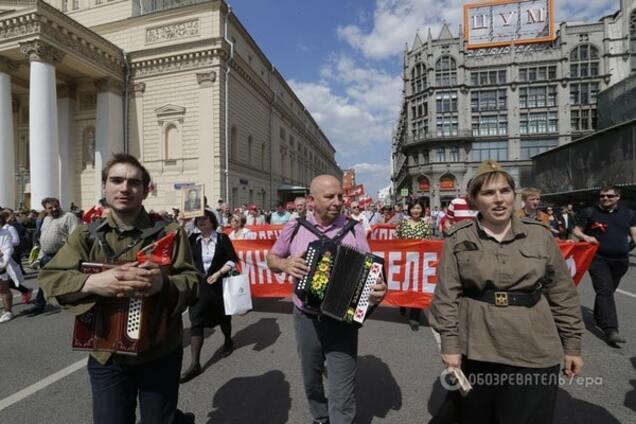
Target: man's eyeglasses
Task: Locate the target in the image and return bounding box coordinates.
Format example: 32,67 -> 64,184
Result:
352,206 -> 360,209
599,194 -> 618,199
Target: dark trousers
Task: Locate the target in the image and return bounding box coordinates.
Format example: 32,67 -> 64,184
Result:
458,359 -> 559,424
33,254 -> 53,307
293,307 -> 358,424
87,347 -> 188,424
588,256 -> 629,331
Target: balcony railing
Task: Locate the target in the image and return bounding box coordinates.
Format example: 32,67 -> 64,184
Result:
133,0 -> 209,16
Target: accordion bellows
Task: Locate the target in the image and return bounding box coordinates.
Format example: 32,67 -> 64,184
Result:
296,240 -> 384,325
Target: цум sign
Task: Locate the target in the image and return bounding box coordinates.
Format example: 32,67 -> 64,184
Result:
464,0 -> 555,49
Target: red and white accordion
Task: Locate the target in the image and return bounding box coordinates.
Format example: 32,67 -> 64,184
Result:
72,262 -> 167,356
295,240 -> 384,325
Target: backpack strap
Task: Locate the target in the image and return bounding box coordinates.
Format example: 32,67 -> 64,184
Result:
289,217 -> 358,245
332,219 -> 359,243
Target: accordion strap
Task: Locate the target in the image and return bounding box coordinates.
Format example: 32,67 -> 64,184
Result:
293,217 -> 358,244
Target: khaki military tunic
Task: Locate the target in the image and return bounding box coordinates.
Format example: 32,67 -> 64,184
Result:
430,215 -> 583,368
39,209 -> 199,365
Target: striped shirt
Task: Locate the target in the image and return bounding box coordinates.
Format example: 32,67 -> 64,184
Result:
446,196 -> 477,224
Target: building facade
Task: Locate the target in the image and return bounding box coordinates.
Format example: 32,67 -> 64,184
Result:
392,0 -> 636,208
0,0 -> 340,212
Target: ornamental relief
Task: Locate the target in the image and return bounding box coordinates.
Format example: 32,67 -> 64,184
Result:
0,21 -> 40,41
146,20 -> 199,44
132,53 -> 215,78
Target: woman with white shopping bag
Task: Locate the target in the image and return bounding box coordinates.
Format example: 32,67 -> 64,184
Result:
180,209 -> 239,383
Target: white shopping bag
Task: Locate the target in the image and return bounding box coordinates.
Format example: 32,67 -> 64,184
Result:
222,273 -> 253,315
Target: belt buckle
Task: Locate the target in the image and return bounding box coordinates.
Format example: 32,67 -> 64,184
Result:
494,291 -> 509,306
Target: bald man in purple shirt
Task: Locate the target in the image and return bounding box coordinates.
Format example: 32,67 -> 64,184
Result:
267,175 -> 387,424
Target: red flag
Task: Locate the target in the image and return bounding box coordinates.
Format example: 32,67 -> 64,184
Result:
82,206 -> 103,223
136,231 -> 177,266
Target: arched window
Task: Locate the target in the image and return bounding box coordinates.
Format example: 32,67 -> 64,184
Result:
411,63 -> 426,94
439,174 -> 456,191
82,126 -> 95,169
165,125 -> 179,160
630,10 -> 636,72
230,126 -> 239,161
569,44 -> 599,78
435,55 -> 457,86
418,176 -> 431,192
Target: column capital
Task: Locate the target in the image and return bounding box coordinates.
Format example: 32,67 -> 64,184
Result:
19,40 -> 65,64
130,82 -> 146,97
0,56 -> 18,74
196,71 -> 216,87
94,78 -> 124,95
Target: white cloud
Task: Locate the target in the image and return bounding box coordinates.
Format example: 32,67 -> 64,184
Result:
338,0 -> 620,60
289,55 -> 402,158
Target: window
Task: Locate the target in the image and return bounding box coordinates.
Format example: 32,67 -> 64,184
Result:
570,82 -> 599,105
435,56 -> 457,86
450,146 -> 460,162
411,119 -> 428,140
436,116 -> 458,137
631,10 -> 636,71
436,91 -> 457,113
72,0 -> 79,9
436,148 -> 445,162
471,89 -> 506,111
519,139 -> 558,160
519,85 -> 557,108
571,109 -> 597,132
570,44 -> 600,78
470,69 -> 506,86
231,126 -> 239,161
165,125 -> 179,160
520,112 -> 558,134
411,63 -> 427,94
411,95 -> 427,119
471,141 -> 508,161
519,65 -> 557,82
423,150 -> 430,164
247,135 -> 253,166
82,126 -> 96,169
472,114 -> 508,136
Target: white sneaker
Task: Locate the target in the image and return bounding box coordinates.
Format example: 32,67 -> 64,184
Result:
0,311 -> 14,323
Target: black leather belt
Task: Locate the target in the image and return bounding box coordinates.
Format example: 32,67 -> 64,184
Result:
464,288 -> 542,307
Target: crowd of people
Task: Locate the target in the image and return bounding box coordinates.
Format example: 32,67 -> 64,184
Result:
1,153 -> 635,424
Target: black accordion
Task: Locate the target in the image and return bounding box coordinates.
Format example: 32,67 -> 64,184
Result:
295,239 -> 384,325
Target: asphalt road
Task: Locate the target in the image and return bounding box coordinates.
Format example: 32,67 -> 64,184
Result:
1,262 -> 635,424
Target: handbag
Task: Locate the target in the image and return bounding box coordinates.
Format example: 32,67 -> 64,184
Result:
222,272 -> 252,315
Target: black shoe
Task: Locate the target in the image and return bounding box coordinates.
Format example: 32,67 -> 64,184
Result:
605,330 -> 626,346
221,341 -> 234,358
312,420 -> 329,424
408,319 -> 420,332
179,364 -> 202,383
24,305 -> 45,316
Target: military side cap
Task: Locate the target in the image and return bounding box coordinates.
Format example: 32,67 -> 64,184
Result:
474,160 -> 505,178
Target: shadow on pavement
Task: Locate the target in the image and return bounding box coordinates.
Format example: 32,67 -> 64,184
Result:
625,356 -> 636,412
205,370 -> 291,424
580,306 -> 607,343
232,317 -> 281,352
554,388 -> 621,423
427,377 -> 456,423
356,354 -> 402,423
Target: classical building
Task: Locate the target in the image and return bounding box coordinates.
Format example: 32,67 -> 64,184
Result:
0,0 -> 340,211
392,0 -> 636,208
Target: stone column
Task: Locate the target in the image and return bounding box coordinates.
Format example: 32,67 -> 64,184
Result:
95,78 -> 124,201
128,82 -> 145,159
57,85 -> 76,208
0,58 -> 17,208
197,71 -> 218,203
20,40 -> 64,209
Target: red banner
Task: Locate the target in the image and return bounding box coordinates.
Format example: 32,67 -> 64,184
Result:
231,237 -> 598,309
346,184 -> 365,197
223,225 -> 283,240
369,224 -> 397,240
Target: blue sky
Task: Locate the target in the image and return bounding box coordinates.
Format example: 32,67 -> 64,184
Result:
228,0 -> 621,197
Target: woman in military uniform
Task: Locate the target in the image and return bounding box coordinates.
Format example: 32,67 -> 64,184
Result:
430,160 -> 584,424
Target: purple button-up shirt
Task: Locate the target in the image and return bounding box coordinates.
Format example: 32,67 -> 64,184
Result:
270,213 -> 370,313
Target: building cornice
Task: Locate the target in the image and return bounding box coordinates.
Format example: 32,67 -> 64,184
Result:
19,39 -> 64,63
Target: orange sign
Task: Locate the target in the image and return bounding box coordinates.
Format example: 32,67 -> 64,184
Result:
464,0 -> 556,49
418,178 -> 430,191
439,178 -> 455,190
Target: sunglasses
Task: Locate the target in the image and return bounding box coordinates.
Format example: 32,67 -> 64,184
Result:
599,194 -> 618,199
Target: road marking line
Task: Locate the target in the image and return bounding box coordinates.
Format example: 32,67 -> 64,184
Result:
617,289 -> 636,299
0,358 -> 87,412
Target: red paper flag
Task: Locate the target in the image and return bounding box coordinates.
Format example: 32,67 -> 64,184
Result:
136,231 -> 177,266
83,206 -> 103,223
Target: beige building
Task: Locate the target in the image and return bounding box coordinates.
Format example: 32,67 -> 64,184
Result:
0,0 -> 340,212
